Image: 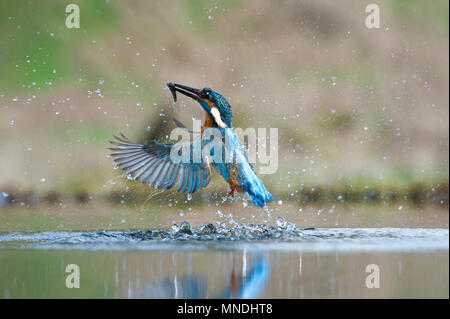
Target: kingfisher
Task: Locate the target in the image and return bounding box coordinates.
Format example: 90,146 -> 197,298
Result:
109,83 -> 274,207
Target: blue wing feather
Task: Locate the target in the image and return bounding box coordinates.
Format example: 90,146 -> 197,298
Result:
141,160 -> 162,183
165,165 -> 179,189
110,135 -> 211,193
190,168 -> 197,193
178,167 -> 188,192
156,161 -> 171,188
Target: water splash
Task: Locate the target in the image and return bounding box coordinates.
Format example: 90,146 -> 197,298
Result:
148,220 -> 304,241
0,226 -> 447,253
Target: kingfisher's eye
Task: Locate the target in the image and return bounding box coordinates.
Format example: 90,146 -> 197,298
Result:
201,90 -> 211,99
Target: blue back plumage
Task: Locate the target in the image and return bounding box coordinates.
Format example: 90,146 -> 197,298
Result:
204,127 -> 274,207
223,128 -> 274,207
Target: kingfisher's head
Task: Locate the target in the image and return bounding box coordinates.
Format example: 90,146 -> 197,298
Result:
167,82 -> 232,128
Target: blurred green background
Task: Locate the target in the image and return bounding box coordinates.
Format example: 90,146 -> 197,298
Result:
0,0 -> 448,211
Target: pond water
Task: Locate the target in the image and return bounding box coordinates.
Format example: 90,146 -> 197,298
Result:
0,203 -> 448,298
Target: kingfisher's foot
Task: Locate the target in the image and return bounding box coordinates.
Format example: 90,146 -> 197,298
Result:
229,188 -> 236,197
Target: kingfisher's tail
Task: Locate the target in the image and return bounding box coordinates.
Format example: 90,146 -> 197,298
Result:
244,171 -> 274,208
250,189 -> 274,208
235,154 -> 274,207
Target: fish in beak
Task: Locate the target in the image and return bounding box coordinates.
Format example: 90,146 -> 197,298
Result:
167,82 -> 201,103
166,82 -> 228,128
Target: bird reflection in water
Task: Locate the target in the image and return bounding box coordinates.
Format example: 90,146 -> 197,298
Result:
134,258 -> 270,299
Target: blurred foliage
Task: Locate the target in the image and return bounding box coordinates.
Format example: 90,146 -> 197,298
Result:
183,0 -> 242,31
0,0 -> 117,91
391,0 -> 449,31
286,65 -> 385,89
319,111 -> 355,133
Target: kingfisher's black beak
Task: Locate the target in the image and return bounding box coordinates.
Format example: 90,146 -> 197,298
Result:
167,82 -> 201,102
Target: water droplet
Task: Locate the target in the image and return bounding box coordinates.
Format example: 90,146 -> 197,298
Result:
276,216 -> 287,229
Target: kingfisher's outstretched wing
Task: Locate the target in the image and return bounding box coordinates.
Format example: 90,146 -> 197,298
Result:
109,134 -> 210,193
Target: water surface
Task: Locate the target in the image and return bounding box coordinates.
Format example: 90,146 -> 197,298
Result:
0,203 -> 448,298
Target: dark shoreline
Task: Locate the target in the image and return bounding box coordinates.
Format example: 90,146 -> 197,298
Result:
1,180 -> 448,208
